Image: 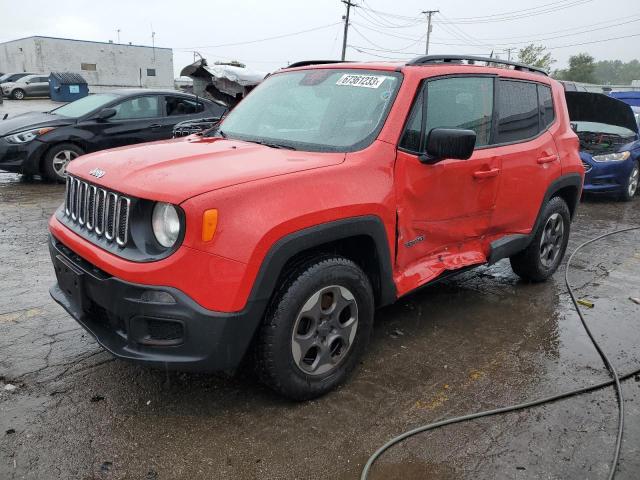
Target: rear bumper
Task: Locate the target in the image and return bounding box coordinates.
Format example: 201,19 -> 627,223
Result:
49,236 -> 266,372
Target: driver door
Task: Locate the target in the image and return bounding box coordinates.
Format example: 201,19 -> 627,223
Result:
395,76 -> 501,287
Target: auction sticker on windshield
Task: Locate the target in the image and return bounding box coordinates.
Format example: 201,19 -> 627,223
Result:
336,74 -> 386,88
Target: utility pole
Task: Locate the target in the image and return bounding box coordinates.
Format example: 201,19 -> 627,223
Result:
505,47 -> 514,62
151,25 -> 156,63
422,10 -> 439,55
341,0 -> 357,61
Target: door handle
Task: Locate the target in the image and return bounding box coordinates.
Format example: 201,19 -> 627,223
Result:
473,168 -> 500,179
537,154 -> 558,164
149,123 -> 162,129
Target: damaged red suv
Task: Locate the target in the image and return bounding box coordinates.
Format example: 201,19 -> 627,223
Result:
49,56 -> 583,400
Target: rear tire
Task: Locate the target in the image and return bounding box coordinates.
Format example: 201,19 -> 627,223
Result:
510,196 -> 571,282
42,143 -> 84,182
619,161 -> 639,202
255,256 -> 374,401
12,89 -> 25,100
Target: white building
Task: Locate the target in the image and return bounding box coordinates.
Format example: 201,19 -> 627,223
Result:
0,36 -> 174,90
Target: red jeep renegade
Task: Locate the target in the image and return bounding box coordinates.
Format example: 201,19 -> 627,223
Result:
49,56 -> 583,400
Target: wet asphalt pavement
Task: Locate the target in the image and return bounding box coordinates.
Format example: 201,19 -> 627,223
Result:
0,172 -> 639,480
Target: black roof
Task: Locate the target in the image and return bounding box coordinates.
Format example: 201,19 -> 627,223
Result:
50,72 -> 87,84
106,88 -> 214,100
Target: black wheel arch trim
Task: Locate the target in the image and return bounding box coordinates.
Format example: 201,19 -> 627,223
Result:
246,215 -> 397,309
488,173 -> 582,264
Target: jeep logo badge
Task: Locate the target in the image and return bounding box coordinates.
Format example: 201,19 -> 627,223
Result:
89,168 -> 106,179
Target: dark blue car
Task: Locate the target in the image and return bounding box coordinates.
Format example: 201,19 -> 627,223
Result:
566,92 -> 640,201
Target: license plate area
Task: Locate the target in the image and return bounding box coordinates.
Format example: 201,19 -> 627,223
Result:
54,254 -> 86,312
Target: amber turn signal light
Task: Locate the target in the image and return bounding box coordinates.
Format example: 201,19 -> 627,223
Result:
202,209 -> 218,242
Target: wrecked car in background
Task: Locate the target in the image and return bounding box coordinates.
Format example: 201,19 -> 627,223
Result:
173,60 -> 264,137
566,92 -> 640,201
180,59 -> 266,109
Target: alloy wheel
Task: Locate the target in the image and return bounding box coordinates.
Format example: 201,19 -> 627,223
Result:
52,150 -> 79,178
629,164 -> 639,198
13,90 -> 24,100
291,285 -> 358,376
539,212 -> 565,268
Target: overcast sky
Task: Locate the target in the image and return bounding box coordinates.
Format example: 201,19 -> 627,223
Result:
1,0 -> 637,76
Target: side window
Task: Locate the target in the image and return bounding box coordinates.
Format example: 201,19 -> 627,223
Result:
112,96 -> 160,120
496,80 -> 539,143
424,77 -> 494,147
538,84 -> 555,129
165,96 -> 205,116
399,90 -> 424,152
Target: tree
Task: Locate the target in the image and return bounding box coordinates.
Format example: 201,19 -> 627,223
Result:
554,53 -> 596,83
593,59 -> 640,85
517,44 -> 555,71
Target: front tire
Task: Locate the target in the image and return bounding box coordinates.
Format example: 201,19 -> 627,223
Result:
619,161 -> 639,202
12,89 -> 25,100
42,143 -> 84,182
510,196 -> 571,282
255,256 -> 374,401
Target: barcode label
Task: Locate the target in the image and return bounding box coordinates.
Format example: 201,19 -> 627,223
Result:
336,74 -> 386,88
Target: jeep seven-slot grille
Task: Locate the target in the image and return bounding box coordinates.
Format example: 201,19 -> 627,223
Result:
64,175 -> 131,246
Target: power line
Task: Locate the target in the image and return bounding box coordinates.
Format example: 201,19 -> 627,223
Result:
435,0 -> 593,24
436,12 -> 492,48
437,12 -> 640,41
351,30 -> 640,56
359,0 -> 423,28
359,0 -> 592,25
547,31 -> 640,49
416,18 -> 640,50
351,22 -> 423,41
175,22 -> 341,50
443,0 -> 589,21
350,24 -> 425,52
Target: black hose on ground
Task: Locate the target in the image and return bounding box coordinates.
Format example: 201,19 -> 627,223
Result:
361,226 -> 640,480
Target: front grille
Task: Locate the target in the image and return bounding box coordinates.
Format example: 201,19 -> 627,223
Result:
582,161 -> 592,173
64,175 -> 131,247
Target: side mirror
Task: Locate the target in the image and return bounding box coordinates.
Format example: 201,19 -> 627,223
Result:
96,108 -> 117,121
419,128 -> 477,164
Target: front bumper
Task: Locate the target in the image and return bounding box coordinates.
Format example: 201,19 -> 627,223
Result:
49,236 -> 266,372
0,137 -> 48,174
581,152 -> 636,194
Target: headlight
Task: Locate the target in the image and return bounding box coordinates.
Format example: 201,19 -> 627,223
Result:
592,151 -> 630,162
152,202 -> 181,248
5,127 -> 56,144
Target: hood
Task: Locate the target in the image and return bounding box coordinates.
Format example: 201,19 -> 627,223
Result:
565,92 -> 639,133
67,137 -> 346,204
0,111 -> 73,136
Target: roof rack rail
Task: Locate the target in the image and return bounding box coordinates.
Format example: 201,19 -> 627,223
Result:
406,55 -> 548,76
285,60 -> 351,69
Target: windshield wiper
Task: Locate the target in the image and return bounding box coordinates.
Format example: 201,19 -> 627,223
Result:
247,140 -> 297,150
204,125 -> 226,138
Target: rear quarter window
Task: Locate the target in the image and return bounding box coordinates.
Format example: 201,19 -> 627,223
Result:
538,84 -> 555,129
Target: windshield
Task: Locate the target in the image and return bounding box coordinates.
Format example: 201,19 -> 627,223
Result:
572,121 -> 636,137
0,74 -> 10,82
51,94 -> 119,118
216,69 -> 401,151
